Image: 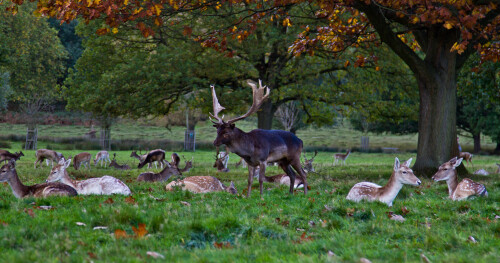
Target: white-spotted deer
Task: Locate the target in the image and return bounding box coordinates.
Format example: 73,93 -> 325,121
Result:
210,80 -> 308,197
459,152 -> 473,166
346,157 -> 421,206
303,150 -> 318,173
165,176 -> 237,195
254,167 -> 304,189
72,152 -> 91,170
138,149 -> 167,169
34,149 -> 64,168
432,157 -> 488,200
94,151 -> 111,167
0,150 -> 24,164
109,153 -> 131,170
333,150 -> 350,166
46,159 -> 131,195
1,160 -> 77,198
213,151 -> 230,172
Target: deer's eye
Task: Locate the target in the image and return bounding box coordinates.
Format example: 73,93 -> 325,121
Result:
402,171 -> 407,174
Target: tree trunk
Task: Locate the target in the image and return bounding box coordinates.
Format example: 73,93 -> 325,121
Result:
494,142 -> 500,154
257,100 -> 275,130
473,133 -> 481,153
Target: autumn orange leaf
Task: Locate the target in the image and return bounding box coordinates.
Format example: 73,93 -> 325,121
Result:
114,229 -> 128,239
124,196 -> 137,205
132,223 -> 148,238
104,197 -> 114,204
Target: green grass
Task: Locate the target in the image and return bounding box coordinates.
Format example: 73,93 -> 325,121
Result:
0,150 -> 498,262
0,119 -> 496,152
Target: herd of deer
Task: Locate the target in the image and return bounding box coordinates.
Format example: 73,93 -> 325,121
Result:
0,80 -> 494,206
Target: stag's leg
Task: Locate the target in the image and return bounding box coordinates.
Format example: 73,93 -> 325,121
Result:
258,162 -> 266,196
247,166 -> 256,198
290,159 -> 307,195
279,162 -> 296,194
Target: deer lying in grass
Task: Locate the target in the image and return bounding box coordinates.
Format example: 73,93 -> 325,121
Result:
346,157 -> 421,207
210,80 -> 308,197
459,152 -> 473,166
137,153 -> 191,182
138,149 -> 167,169
109,153 -> 130,170
254,167 -> 305,189
0,150 -> 24,164
213,151 -> 230,172
303,151 -> 317,173
34,149 -> 64,168
165,176 -> 237,195
333,150 -> 350,166
94,151 -> 111,167
432,157 -> 488,200
1,160 -> 77,198
72,152 -> 91,170
46,159 -> 131,195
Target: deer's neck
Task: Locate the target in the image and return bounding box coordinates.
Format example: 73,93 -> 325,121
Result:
158,167 -> 177,181
446,172 -> 459,197
226,129 -> 254,159
7,171 -> 30,198
60,171 -> 78,189
377,172 -> 403,205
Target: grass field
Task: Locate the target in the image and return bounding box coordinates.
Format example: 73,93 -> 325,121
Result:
0,148 -> 498,262
0,119 -> 496,152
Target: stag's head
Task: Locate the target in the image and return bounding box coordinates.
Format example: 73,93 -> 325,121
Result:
47,158 -> 71,183
303,151 -> 318,173
210,80 -> 270,147
0,160 -> 16,182
432,157 -> 462,182
394,157 -> 421,186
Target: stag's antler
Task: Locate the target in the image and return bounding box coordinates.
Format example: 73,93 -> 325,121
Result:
209,85 -> 226,124
227,79 -> 270,124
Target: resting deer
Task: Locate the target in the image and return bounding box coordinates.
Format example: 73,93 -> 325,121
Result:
210,80 -> 308,197
34,149 -> 64,168
175,155 -> 193,173
213,151 -> 230,172
459,152 -> 473,166
303,150 -> 318,173
46,159 -> 131,195
72,152 -> 91,170
137,153 -> 190,182
165,176 -> 237,195
346,157 -> 421,207
94,151 -> 111,167
109,153 -> 131,170
1,160 -> 77,198
254,166 -> 304,189
138,149 -> 167,169
333,150 -> 350,166
432,157 -> 488,200
0,150 -> 24,164
235,157 -> 248,168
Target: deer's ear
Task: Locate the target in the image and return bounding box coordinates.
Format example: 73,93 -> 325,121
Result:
58,158 -> 65,165
403,158 -> 413,167
64,159 -> 72,168
230,123 -> 235,129
230,181 -> 235,188
453,158 -> 463,168
394,157 -> 400,171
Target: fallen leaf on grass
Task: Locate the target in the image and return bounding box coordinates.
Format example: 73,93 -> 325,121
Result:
420,253 -> 431,263
124,196 -> 137,205
180,201 -> 191,206
132,223 -> 148,238
275,217 -> 290,227
35,205 -> 54,210
327,250 -> 336,257
87,252 -> 98,259
24,208 -> 35,218
359,258 -> 372,263
0,220 -> 8,226
103,198 -> 114,204
146,251 -> 165,259
76,222 -> 86,226
401,206 -> 410,216
213,241 -> 232,249
293,232 -> 314,244
93,226 -> 108,230
114,229 -> 128,239
390,214 -> 406,222
320,219 -> 327,228
468,236 -> 478,243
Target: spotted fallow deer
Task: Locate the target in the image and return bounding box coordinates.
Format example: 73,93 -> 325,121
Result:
432,157 -> 488,200
346,157 -> 421,207
73,152 -> 91,170
333,150 -> 350,166
303,150 -> 318,173
1,160 -> 77,198
165,176 -> 237,195
210,80 -> 308,197
46,159 -> 131,195
34,149 -> 64,168
0,150 -> 24,164
459,152 -> 473,166
94,151 -> 111,167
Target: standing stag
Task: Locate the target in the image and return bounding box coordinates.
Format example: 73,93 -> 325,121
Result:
34,149 -> 64,168
0,150 -> 24,164
137,149 -> 167,169
210,80 -> 308,197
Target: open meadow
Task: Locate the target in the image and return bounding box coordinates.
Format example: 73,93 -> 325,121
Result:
0,147 -> 498,262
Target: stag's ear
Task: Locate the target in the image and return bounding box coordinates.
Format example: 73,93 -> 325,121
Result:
453,158 -> 463,168
394,157 -> 400,171
230,123 -> 235,129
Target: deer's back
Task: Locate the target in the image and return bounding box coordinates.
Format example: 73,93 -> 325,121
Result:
166,176 -> 224,193
75,176 -> 130,195
29,182 -> 78,198
346,182 -> 381,202
452,178 -> 487,200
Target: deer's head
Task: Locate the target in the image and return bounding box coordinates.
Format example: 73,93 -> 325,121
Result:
394,157 -> 421,186
47,158 -> 71,183
0,160 -> 16,182
432,157 -> 462,182
303,151 -> 317,173
210,80 -> 270,147
223,182 -> 238,195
